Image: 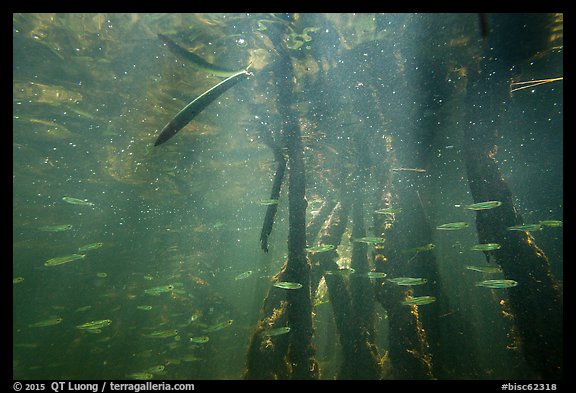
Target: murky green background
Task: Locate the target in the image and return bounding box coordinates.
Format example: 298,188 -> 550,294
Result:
13,13 -> 562,380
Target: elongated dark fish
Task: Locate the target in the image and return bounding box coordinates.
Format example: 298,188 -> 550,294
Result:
154,69 -> 252,146
158,33 -> 242,78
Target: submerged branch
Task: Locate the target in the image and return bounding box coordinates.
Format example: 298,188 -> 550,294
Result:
259,154 -> 287,252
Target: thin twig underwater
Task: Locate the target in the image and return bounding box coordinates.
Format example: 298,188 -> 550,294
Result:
509,77 -> 563,93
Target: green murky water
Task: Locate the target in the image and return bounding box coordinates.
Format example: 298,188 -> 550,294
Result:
13,13 -> 562,380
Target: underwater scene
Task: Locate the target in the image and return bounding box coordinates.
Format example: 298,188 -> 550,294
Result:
13,13 -> 563,380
